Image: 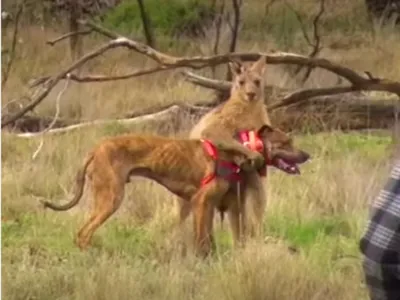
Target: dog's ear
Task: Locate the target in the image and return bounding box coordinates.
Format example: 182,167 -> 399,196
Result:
257,124 -> 274,137
229,59 -> 243,76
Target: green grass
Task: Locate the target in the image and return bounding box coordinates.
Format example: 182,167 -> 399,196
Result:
2,130 -> 391,299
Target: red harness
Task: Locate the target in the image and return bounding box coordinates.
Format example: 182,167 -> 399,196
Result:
200,130 -> 270,187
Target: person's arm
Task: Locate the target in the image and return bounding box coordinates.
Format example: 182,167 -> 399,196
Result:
359,159 -> 400,300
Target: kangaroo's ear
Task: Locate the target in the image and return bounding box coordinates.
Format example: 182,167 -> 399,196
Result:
250,56 -> 266,75
229,59 -> 243,76
257,124 -> 274,137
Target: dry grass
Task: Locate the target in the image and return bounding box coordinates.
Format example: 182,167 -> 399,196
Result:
2,0 -> 400,299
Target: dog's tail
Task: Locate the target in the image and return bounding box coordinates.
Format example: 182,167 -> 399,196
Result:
41,152 -> 94,211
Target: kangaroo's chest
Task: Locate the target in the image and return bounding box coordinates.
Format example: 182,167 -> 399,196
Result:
220,102 -> 269,131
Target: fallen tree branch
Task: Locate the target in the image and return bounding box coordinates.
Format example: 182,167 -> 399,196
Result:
4,19 -> 400,129
182,53 -> 400,108
182,70 -> 286,98
14,105 -> 184,137
7,95 -> 399,137
31,65 -> 176,86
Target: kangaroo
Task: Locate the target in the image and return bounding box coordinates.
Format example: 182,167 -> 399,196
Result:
189,56 -> 274,242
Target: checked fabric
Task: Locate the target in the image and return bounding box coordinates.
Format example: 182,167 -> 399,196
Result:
360,159 -> 400,300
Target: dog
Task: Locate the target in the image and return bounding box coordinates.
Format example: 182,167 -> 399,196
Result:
41,129 -> 267,256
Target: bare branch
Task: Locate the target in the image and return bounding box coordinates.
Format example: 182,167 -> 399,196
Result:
15,105 -> 185,137
31,75 -> 71,160
264,0 -> 278,15
4,17 -> 399,127
284,2 -> 313,46
69,0 -> 83,61
2,4 -> 23,88
46,29 -> 93,46
137,0 -> 156,48
182,71 -> 232,91
226,0 -> 242,81
2,38 -> 133,128
228,0 -> 241,53
183,52 -> 400,109
182,70 -> 283,96
211,0 -> 226,77
300,0 -> 325,82
267,86 -> 356,111
286,0 -> 325,83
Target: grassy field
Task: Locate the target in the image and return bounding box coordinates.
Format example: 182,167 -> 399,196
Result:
2,0 -> 400,299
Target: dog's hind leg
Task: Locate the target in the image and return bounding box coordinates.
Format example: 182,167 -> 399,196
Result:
192,179 -> 229,258
75,173 -> 125,250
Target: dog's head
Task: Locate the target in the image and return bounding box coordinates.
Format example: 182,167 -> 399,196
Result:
256,125 -> 310,174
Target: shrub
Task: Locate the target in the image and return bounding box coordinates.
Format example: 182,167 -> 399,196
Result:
101,0 -> 216,37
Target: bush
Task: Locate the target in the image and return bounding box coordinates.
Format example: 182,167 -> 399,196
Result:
101,0 -> 216,37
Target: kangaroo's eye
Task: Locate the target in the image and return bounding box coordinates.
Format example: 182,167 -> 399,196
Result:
239,80 -> 245,86
254,79 -> 260,86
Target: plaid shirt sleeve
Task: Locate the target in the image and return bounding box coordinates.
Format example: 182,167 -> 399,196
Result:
359,159 -> 400,300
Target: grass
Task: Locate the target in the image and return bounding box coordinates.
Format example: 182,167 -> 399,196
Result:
2,0 -> 400,299
1,127 -> 393,300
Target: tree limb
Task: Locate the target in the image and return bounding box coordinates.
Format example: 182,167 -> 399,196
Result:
30,65 -> 176,86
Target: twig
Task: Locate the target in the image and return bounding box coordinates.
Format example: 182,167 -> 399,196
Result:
32,75 -> 71,160
2,4 -> 23,88
46,30 -> 93,46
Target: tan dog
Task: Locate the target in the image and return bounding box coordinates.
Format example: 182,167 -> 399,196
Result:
190,56 -> 274,240
41,131 -> 266,256
183,124 -> 310,252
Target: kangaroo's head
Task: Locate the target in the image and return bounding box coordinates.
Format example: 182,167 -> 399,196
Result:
229,56 -> 266,102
